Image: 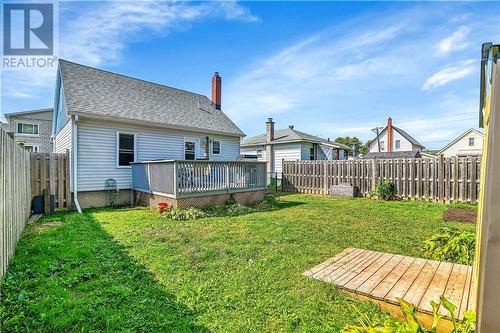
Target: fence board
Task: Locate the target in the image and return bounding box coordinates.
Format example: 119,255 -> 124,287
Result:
282,157 -> 480,203
0,128 -> 31,277
31,152 -> 71,213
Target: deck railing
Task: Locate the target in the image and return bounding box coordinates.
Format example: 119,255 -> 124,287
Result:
132,160 -> 267,198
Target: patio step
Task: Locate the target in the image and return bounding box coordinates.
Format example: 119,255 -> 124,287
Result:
304,248 -> 475,332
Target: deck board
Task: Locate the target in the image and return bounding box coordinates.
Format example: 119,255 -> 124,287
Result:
304,248 -> 474,322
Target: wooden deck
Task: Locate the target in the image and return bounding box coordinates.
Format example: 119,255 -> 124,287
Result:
304,248 -> 475,330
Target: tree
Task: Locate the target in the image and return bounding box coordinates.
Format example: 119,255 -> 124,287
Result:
334,137 -> 372,156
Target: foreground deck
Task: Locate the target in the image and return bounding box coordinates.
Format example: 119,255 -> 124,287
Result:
304,248 -> 475,331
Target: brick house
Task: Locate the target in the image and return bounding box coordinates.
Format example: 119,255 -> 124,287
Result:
2,108 -> 53,153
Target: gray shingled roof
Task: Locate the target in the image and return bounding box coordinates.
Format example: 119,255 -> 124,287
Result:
59,60 -> 244,137
363,151 -> 422,159
370,126 -> 424,149
241,127 -> 350,149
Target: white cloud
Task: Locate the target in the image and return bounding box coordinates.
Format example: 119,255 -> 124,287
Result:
60,1 -> 258,66
421,59 -> 475,91
2,1 -> 257,110
435,26 -> 470,55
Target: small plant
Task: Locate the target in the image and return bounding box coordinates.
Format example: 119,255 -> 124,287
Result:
160,207 -> 207,221
422,227 -> 475,265
370,179 -> 395,200
341,296 -> 475,333
254,195 -> 280,210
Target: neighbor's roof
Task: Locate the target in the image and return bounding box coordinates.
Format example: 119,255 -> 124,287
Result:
369,126 -> 424,149
437,128 -> 484,155
241,127 -> 350,149
4,107 -> 53,117
58,59 -> 244,137
363,151 -> 422,159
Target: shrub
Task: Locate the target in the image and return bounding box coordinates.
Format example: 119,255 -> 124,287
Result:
254,195 -> 280,210
422,227 -> 475,265
341,296 -> 475,333
160,207 -> 207,221
204,203 -> 254,217
370,179 -> 395,200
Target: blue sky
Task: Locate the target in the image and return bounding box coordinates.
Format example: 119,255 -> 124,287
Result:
1,1 -> 499,149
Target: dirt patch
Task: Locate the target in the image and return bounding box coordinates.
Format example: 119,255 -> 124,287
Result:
443,208 -> 477,224
29,221 -> 64,233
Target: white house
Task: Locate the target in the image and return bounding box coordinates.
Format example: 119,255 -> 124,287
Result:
240,118 -> 349,178
53,60 -> 244,210
437,128 -> 484,157
364,117 -> 425,159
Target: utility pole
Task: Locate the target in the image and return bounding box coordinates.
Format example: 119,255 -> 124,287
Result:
371,126 -> 383,152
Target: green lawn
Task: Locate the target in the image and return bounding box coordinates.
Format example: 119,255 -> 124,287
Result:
0,195 -> 476,332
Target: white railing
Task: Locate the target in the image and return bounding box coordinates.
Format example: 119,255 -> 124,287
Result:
132,160 -> 267,198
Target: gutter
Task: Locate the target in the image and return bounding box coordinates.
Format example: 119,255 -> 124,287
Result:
72,115 -> 82,213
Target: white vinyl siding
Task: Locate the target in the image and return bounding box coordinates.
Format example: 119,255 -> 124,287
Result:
369,128 -> 417,152
273,143 -> 301,175
77,119 -> 240,191
440,130 -> 484,157
54,120 -> 72,153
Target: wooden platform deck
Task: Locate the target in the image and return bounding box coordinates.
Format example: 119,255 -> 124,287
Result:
304,248 -> 475,330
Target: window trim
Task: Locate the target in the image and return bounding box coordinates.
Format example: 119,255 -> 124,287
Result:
395,140 -> 401,149
183,137 -> 197,160
256,149 -> 263,158
211,140 -> 221,155
17,122 -> 39,136
116,131 -> 137,169
469,137 -> 475,146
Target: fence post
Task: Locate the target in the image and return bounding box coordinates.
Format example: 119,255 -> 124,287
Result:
323,161 -> 328,195
438,155 -> 445,203
371,158 -> 379,191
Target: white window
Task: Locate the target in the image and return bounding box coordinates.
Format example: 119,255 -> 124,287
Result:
17,123 -> 39,135
24,145 -> 39,153
469,137 -> 475,146
256,149 -> 263,158
395,140 -> 401,149
117,132 -> 136,167
380,141 -> 385,151
212,140 -> 221,155
185,141 -> 196,160
309,147 -> 315,160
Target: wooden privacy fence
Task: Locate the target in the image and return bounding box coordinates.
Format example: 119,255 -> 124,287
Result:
282,156 -> 481,203
31,152 -> 71,213
0,128 -> 31,276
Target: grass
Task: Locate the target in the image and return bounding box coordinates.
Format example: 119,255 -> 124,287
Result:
0,195 -> 476,332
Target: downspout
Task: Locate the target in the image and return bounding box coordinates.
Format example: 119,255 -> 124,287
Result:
72,115 -> 82,213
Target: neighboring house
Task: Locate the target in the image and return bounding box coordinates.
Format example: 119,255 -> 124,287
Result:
365,117 -> 425,159
2,108 -> 53,153
240,118 -> 349,178
52,59 -> 244,210
437,128 -> 484,157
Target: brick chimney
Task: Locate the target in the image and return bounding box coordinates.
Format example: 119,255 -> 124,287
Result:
387,117 -> 393,152
266,118 -> 275,142
211,72 -> 221,110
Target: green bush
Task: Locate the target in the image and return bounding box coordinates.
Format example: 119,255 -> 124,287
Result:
160,195 -> 280,221
422,227 -> 475,265
160,207 -> 207,221
370,179 -> 395,200
254,194 -> 280,210
341,296 -> 475,333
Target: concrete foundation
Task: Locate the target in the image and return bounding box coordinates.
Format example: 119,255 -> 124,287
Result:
77,190 -> 132,209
